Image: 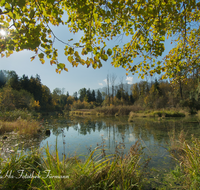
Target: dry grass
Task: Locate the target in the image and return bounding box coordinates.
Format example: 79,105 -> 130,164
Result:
197,110 -> 200,120
95,105 -> 144,116
165,130 -> 200,189
128,109 -> 186,122
0,119 -> 40,136
69,110 -> 97,116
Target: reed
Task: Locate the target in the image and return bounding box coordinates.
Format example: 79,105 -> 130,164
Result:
95,105 -> 144,116
0,109 -> 36,121
0,119 -> 40,136
164,130 -> 200,189
0,139 -> 148,190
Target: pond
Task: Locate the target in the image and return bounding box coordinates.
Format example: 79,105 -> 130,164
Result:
40,116 -> 200,171
1,116 -> 200,177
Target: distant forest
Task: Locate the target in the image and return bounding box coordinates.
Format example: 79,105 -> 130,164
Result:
0,70 -> 199,112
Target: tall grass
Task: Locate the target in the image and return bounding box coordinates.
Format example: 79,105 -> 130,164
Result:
197,110 -> 200,121
0,148 -> 44,190
0,139 -> 148,190
41,138 -> 148,190
1,127 -> 199,189
0,119 -> 40,136
0,109 -> 36,121
95,105 -> 144,116
164,130 -> 200,189
128,109 -> 186,122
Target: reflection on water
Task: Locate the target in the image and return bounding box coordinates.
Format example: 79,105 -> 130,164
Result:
1,116 -> 199,174
40,116 -> 200,173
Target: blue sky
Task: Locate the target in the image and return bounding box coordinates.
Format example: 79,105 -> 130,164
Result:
1,21 -> 173,95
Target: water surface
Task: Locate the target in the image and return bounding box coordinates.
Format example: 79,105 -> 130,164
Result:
39,116 -> 200,172
1,116 -> 200,174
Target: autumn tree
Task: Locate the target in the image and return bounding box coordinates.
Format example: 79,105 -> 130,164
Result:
0,0 -> 199,79
107,74 -> 110,104
110,73 -> 117,104
41,85 -> 53,110
0,85 -> 15,110
66,95 -> 75,107
131,83 -> 140,101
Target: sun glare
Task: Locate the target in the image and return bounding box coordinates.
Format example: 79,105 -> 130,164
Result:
0,29 -> 6,36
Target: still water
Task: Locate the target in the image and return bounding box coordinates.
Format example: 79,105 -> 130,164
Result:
40,116 -> 200,172
1,116 -> 200,173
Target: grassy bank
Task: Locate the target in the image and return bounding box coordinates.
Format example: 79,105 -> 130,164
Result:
0,109 -> 43,137
162,130 -> 200,189
128,109 -> 187,122
69,109 -> 98,116
0,140 -> 148,190
0,131 -> 199,189
70,105 -> 145,117
0,109 -> 40,121
0,119 -> 41,136
70,106 -> 191,119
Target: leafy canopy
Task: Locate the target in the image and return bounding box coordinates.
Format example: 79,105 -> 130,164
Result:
0,0 -> 199,79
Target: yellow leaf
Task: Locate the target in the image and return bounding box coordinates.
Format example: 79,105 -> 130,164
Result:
40,58 -> 45,64
56,69 -> 58,73
58,70 -> 61,74
1,53 -> 5,58
64,68 -> 68,72
75,51 -> 79,57
50,60 -> 55,65
68,55 -> 73,63
49,35 -> 51,38
30,56 -> 35,61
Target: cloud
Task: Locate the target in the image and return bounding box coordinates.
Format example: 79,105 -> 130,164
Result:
103,79 -> 107,84
99,83 -> 103,86
126,76 -> 133,84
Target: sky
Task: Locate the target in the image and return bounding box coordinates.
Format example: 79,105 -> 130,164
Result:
0,16 -> 173,95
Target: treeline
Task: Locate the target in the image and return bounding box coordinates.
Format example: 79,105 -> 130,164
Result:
132,77 -> 200,112
0,70 -> 52,111
102,77 -> 200,112
0,70 -> 105,112
0,70 -> 199,113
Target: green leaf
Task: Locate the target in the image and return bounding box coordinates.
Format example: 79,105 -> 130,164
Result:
38,53 -> 44,59
160,36 -> 165,41
101,54 -> 108,61
5,3 -> 11,10
75,51 -> 79,57
73,43 -> 80,46
57,63 -> 65,70
0,0 -> 6,6
107,48 -> 112,56
68,47 -> 74,54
